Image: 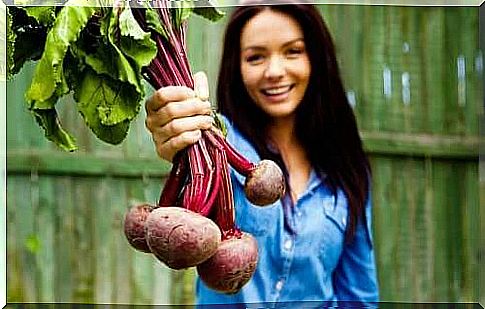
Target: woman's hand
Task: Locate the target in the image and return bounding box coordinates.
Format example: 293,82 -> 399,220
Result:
145,72 -> 213,162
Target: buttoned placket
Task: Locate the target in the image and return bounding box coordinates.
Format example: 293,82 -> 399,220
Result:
273,200 -> 301,302
272,170 -> 323,302
273,232 -> 295,301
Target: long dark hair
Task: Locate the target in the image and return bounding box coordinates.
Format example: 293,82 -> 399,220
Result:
216,2 -> 371,241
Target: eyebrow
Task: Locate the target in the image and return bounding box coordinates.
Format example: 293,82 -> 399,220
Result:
241,38 -> 305,52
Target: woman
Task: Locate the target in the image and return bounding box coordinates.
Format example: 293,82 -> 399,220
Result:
145,2 -> 379,306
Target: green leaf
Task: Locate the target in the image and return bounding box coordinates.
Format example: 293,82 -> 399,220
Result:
6,6 -> 50,79
24,6 -> 56,27
25,4 -> 98,109
213,112 -> 227,137
6,9 -> 16,80
171,0 -> 194,29
118,6 -> 158,68
33,108 -> 78,152
193,0 -> 225,22
144,6 -> 168,38
74,68 -> 134,144
68,7 -> 146,129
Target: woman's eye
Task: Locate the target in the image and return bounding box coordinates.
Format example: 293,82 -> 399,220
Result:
286,48 -> 304,57
245,54 -> 264,64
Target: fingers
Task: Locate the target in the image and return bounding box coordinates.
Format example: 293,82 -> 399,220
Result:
152,115 -> 214,140
145,85 -> 195,114
153,130 -> 203,162
145,71 -> 213,162
194,71 -> 209,101
145,99 -> 212,131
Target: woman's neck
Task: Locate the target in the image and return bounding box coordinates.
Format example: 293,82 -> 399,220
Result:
267,117 -> 312,202
267,116 -> 297,150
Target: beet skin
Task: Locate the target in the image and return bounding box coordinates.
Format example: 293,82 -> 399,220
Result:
244,160 -> 285,206
196,232 -> 258,294
145,207 -> 222,270
123,203 -> 155,253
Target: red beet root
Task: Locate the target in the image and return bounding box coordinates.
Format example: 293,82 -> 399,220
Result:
197,232 -> 258,294
123,203 -> 155,253
244,159 -> 285,206
145,207 -> 222,270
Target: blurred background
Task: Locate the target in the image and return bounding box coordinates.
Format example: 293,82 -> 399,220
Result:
6,4 -> 484,305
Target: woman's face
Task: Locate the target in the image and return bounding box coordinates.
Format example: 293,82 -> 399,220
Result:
240,9 -> 311,122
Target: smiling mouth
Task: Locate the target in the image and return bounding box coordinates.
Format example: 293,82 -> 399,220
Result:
261,85 -> 294,96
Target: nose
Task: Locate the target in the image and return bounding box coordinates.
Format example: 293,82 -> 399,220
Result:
264,56 -> 285,80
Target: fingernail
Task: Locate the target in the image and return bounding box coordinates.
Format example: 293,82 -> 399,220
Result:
194,73 -> 209,100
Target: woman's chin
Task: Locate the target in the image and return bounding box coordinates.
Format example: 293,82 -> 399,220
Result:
261,105 -> 298,121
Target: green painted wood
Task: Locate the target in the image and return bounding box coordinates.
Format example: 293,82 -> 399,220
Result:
6,177 -> 27,302
361,131 -> 480,159
93,177 -> 115,303
35,178 -> 55,301
422,8 -> 446,134
111,178 -> 132,303
53,176 -> 74,302
480,181 -> 485,306
370,156 -> 480,302
7,150 -> 172,177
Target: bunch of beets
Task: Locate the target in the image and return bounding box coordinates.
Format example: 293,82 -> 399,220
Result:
123,1 -> 285,294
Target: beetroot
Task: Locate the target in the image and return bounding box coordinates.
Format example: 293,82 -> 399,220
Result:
244,160 -> 285,206
197,232 -> 258,294
145,207 -> 222,270
123,203 -> 155,253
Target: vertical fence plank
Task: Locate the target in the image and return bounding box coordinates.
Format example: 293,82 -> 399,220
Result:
421,8 -> 446,134
53,176 -> 74,302
430,160 -> 451,299
93,176 -> 113,303
461,9 -> 480,135
112,178 -> 133,303
72,178 -> 96,302
443,9 -> 463,135
6,177 -> 25,301
422,157 -> 435,301
36,177 -> 55,301
362,5 -> 387,132
370,155 -> 396,300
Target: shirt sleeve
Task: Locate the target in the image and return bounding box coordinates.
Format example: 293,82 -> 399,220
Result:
332,195 -> 380,307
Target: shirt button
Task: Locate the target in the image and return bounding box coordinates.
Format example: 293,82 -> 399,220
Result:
284,239 -> 293,250
275,280 -> 284,291
342,218 -> 346,225
297,211 -> 302,217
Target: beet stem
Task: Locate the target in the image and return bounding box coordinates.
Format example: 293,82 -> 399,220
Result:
158,152 -> 188,207
206,130 -> 255,176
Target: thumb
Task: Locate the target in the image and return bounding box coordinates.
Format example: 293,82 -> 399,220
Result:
193,71 -> 209,101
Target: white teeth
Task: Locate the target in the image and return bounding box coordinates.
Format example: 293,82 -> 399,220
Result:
264,86 -> 291,95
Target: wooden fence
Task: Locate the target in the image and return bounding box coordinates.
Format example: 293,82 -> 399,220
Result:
6,4 -> 483,305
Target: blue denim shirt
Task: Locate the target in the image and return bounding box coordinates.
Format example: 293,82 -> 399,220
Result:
196,118 -> 379,306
